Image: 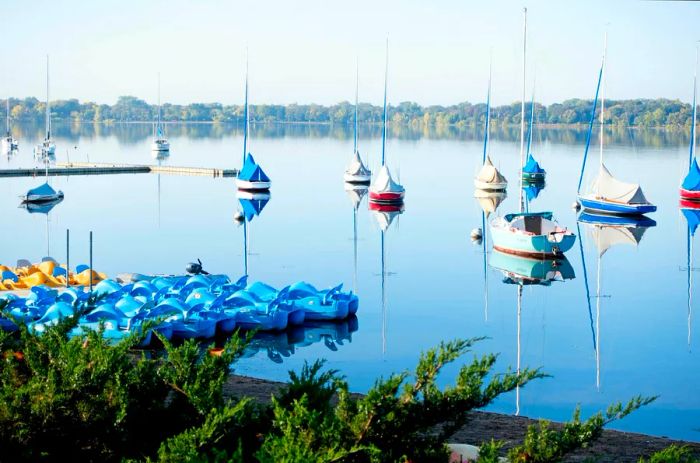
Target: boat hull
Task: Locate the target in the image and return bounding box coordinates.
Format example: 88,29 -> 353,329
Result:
369,190 -> 404,203
236,179 -> 271,191
578,195 -> 656,216
343,172 -> 371,184
679,188 -> 700,201
151,141 -> 170,152
490,224 -> 576,258
522,172 -> 546,182
473,179 -> 507,191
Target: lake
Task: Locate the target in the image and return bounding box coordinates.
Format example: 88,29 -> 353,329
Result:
1,121 -> 698,441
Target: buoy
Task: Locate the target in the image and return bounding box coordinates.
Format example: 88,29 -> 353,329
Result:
470,227 -> 483,240
233,211 -> 244,222
572,201 -> 581,211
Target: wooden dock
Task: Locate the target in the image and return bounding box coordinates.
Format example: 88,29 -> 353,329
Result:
0,163 -> 237,178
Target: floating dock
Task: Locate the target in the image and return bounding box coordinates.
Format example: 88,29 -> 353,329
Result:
0,162 -> 237,178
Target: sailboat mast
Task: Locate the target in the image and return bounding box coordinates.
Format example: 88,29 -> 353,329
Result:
381,39 -> 388,167
596,247 -> 602,390
599,33 -> 607,168
243,52 -> 249,165
516,284 -> 522,416
354,60 -> 359,154
157,73 -> 162,136
690,44 -> 698,170
381,229 -> 386,355
243,219 -> 249,276
688,225 -> 693,350
526,86 -> 535,158
482,59 -> 492,164
576,41 -> 605,194
519,8 -> 527,213
353,206 -> 358,293
46,55 -> 50,141
5,98 -> 10,137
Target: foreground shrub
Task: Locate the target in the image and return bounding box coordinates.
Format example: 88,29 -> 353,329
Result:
0,311 -> 662,462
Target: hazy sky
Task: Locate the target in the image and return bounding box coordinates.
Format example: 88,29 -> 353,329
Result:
4,0 -> 699,106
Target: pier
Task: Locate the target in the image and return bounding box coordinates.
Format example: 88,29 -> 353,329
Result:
0,162 -> 237,178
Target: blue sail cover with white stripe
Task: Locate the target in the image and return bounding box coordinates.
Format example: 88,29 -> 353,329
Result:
522,153 -> 545,175
238,196 -> 269,222
26,182 -> 58,197
682,158 -> 700,191
238,153 -> 270,183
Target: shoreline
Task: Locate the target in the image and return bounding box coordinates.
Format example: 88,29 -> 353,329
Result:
224,374 -> 700,462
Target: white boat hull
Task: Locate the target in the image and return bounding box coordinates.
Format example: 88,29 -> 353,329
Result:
343,172 -> 371,183
236,178 -> 271,191
151,140 -> 170,152
474,179 -> 507,191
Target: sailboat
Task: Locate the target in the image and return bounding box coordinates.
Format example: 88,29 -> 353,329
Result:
371,200 -> 403,355
235,54 -> 271,192
680,46 -> 700,201
489,9 -> 576,259
369,41 -> 404,204
521,88 -> 545,183
577,35 -> 656,216
578,211 -> 655,389
344,64 -> 371,184
151,73 -> 170,154
474,63 -> 507,191
1,98 -> 18,153
34,55 -> 56,158
20,160 -> 64,204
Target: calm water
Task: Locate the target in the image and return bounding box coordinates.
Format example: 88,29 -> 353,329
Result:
2,122 -> 698,440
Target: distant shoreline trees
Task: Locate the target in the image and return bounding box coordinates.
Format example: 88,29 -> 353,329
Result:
4,96 -> 697,128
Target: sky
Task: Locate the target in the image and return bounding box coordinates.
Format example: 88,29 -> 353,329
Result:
3,0 -> 700,106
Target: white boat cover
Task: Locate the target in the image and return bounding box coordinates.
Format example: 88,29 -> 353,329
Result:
588,225 -> 647,257
475,156 -> 507,184
588,164 -> 649,205
345,150 -> 370,176
370,165 -> 404,194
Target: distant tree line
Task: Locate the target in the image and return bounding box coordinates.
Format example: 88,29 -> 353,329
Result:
4,96 -> 698,128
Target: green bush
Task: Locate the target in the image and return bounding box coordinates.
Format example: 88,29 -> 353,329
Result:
0,311 -> 672,462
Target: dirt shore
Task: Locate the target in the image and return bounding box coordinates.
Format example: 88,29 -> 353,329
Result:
224,375 -> 700,462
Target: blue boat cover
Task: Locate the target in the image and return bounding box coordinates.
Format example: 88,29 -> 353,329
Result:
27,182 -> 58,197
238,196 -> 270,221
682,207 -> 700,236
238,153 -> 270,183
504,211 -> 553,222
682,158 -> 700,191
522,154 -> 545,174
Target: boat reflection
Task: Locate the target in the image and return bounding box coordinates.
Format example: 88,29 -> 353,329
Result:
681,202 -> 700,350
578,211 -> 656,390
240,316 -> 359,363
346,183 -> 368,292
236,190 -> 271,275
490,249 -> 575,416
370,201 -> 404,355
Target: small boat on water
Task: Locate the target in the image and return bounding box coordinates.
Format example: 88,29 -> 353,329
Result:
490,9 -> 575,259
34,56 -> 56,158
369,41 -> 404,204
1,99 -> 18,153
150,73 -> 170,154
474,64 -> 507,191
21,183 -> 64,205
344,64 -> 371,184
577,35 -> 656,216
680,46 -> 699,201
235,54 -> 271,192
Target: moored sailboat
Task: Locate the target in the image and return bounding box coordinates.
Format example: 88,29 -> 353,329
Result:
521,89 -> 545,183
680,45 -> 699,201
577,35 -> 656,216
150,73 -> 170,154
489,8 -> 575,259
474,62 -> 507,191
235,54 -> 271,192
1,98 -> 18,153
34,56 -> 56,158
344,64 -> 371,184
369,41 -> 404,204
